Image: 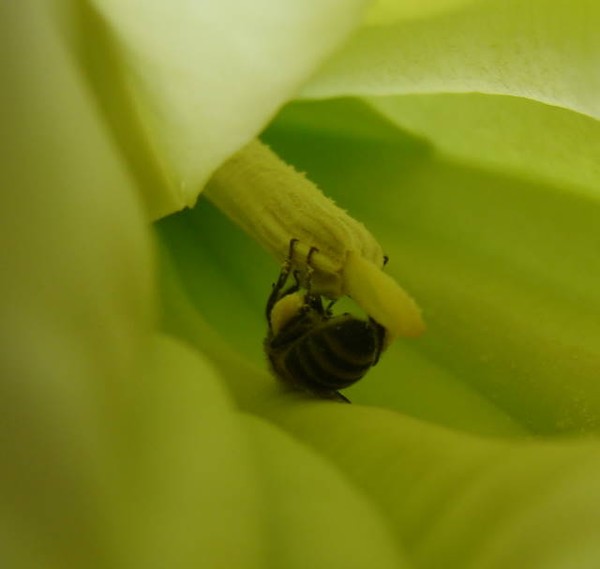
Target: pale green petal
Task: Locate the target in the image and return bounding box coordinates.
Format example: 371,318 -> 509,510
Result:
365,0 -> 484,25
156,231 -> 273,408
368,94 -> 600,198
2,6 -> 409,565
90,0 -> 370,218
303,0 -> 600,120
120,332 -> 404,568
0,3 -> 153,566
245,415 -> 410,568
156,207 -> 272,368
120,335 -> 264,568
267,403 -> 600,569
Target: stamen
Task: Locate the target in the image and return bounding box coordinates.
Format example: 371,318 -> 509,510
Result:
205,139 -> 384,298
205,139 -> 425,343
343,252 -> 425,342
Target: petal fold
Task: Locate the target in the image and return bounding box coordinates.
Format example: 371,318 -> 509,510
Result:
303,0 -> 600,121
268,403 -> 600,569
91,0 -> 370,217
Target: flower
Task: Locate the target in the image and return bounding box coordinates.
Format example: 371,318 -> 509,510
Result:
3,1 -> 600,568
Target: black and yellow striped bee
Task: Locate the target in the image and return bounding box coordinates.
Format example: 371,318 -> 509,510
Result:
264,239 -> 387,403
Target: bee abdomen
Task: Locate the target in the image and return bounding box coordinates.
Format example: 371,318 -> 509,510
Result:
320,318 -> 380,366
283,318 -> 379,391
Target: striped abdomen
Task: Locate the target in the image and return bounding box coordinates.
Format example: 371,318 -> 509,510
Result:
273,314 -> 384,392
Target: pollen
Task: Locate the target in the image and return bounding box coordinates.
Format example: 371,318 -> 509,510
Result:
270,291 -> 305,336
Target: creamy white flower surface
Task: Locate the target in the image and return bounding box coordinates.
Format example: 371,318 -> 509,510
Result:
90,0 -> 370,218
3,1 -> 600,569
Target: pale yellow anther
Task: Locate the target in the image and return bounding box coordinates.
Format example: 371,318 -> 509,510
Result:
343,252 -> 425,343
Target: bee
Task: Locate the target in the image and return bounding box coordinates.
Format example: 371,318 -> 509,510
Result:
264,239 -> 387,403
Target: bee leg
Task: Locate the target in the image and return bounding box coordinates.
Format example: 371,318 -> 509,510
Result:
383,254 -> 389,267
292,269 -> 302,289
266,238 -> 299,325
334,391 -> 351,404
304,246 -> 328,315
304,246 -> 319,293
314,388 -> 351,403
277,267 -> 303,301
324,299 -> 337,316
